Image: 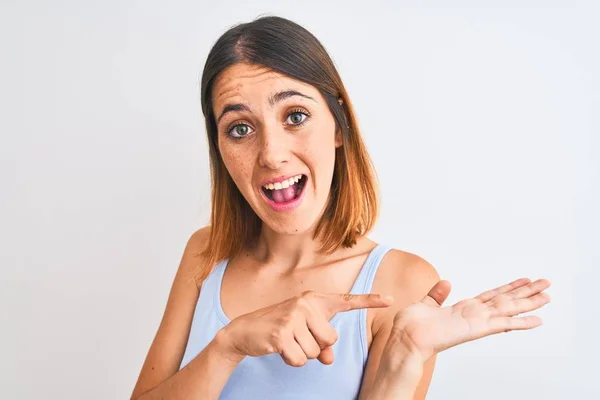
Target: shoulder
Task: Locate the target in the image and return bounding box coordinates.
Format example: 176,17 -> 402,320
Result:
379,248 -> 439,301
186,225 -> 211,249
179,226 -> 212,290
371,248 -> 440,327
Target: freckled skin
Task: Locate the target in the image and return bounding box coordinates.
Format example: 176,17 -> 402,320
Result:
212,63 -> 343,235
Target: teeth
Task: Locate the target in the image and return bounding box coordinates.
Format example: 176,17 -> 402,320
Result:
263,174 -> 303,190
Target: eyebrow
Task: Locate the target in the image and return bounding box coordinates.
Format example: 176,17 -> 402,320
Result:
216,90 -> 316,124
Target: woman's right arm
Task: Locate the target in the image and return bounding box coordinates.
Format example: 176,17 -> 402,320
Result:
130,227 -> 243,400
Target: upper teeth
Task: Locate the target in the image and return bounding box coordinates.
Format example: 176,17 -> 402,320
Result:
263,174 -> 303,190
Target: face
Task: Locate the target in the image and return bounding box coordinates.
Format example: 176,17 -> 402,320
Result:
211,62 -> 343,235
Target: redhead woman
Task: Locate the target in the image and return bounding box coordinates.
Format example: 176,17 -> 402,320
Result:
130,16 -> 551,400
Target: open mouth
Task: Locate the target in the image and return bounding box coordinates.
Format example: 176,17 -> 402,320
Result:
261,174 -> 307,204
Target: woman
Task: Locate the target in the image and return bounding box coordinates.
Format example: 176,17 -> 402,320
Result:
130,16 -> 551,400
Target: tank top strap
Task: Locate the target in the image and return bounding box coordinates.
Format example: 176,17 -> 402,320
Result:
349,243 -> 393,295
198,258 -> 228,303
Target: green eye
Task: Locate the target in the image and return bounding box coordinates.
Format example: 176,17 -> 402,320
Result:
287,111 -> 308,125
228,123 -> 253,139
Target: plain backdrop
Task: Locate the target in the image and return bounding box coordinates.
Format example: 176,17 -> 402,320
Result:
2,1 -> 598,399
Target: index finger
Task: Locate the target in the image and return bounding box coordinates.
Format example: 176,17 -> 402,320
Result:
325,293 -> 394,315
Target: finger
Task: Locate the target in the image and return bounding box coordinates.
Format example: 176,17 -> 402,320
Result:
280,340 -> 308,367
490,292 -> 551,318
475,278 -> 531,302
294,324 -> 322,360
422,280 -> 451,307
488,315 -> 544,335
503,279 -> 551,301
305,316 -> 338,365
305,313 -> 339,350
318,345 -> 335,365
326,293 -> 394,315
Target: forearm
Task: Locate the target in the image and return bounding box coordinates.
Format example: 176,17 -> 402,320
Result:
365,359 -> 423,400
134,330 -> 243,400
364,333 -> 425,400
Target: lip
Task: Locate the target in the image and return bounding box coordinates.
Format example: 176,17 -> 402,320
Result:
258,173 -> 305,188
258,175 -> 308,212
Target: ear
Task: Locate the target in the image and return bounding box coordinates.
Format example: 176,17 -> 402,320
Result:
334,127 -> 343,148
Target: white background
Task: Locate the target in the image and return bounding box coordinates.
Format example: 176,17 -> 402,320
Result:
1,1 -> 598,399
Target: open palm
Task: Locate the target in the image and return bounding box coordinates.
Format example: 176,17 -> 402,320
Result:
391,278 -> 551,362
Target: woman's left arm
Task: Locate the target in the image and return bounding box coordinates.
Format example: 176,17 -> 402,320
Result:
358,252 -> 440,400
359,255 -> 551,400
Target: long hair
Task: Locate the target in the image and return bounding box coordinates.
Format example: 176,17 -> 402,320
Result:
193,15 -> 379,284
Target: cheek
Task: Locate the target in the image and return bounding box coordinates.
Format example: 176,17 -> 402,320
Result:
219,144 -> 252,185
308,123 -> 338,167
311,142 -> 336,169
301,131 -> 337,186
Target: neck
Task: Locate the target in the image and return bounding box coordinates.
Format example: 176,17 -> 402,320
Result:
252,224 -> 328,270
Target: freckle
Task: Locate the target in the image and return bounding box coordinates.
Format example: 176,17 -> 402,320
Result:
300,280 -> 304,285
152,366 -> 154,370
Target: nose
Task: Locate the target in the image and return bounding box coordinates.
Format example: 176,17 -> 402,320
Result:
258,125 -> 290,170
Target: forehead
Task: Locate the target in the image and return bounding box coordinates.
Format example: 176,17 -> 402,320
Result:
211,63 -> 321,111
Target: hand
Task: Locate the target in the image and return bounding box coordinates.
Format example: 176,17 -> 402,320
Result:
220,291 -> 393,367
385,277 -> 551,366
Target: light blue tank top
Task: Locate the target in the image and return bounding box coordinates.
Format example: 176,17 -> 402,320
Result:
179,244 -> 392,399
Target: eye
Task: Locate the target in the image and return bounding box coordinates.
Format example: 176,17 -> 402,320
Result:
286,110 -> 309,126
227,123 -> 254,139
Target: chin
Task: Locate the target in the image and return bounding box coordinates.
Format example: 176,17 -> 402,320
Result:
258,209 -> 318,235
268,221 -> 314,236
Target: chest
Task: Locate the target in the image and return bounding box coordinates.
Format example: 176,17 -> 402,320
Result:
219,256 -> 367,321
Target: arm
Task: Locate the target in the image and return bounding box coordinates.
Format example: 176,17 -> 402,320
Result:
363,328 -> 429,400
358,252 -> 440,400
364,272 -> 552,399
133,332 -> 242,400
130,227 -> 242,400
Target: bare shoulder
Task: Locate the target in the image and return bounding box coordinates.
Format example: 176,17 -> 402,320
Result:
187,224 -> 211,246
181,226 -> 212,289
372,249 -> 440,317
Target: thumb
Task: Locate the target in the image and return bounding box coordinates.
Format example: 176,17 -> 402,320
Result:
422,280 -> 451,307
317,346 -> 334,365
